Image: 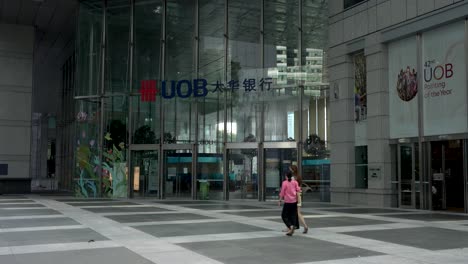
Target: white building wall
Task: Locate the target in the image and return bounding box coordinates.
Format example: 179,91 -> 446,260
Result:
328,0 -> 464,206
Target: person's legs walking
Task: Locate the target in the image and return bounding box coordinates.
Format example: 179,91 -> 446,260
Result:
297,206 -> 308,233
286,203 -> 297,236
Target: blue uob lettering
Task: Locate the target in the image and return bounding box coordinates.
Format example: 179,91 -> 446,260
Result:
193,79 -> 208,97
161,79 -> 208,99
177,80 -> 192,98
161,80 -> 176,99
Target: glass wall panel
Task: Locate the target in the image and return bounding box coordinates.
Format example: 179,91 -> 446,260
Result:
196,0 -> 225,201
198,0 -> 225,152
226,0 -> 261,143
131,150 -> 159,197
132,0 -> 163,143
76,1 -> 103,96
400,145 -> 412,206
197,146 -> 223,200
103,96 -> 128,198
164,0 -> 196,143
75,99 -> 101,197
228,149 -> 258,199
263,0 -> 299,142
302,158 -> 330,201
301,1 -> 330,202
164,149 -> 192,198
131,95 -> 159,144
301,0 -> 329,144
355,146 -> 368,189
265,148 -> 297,199
106,0 -> 130,94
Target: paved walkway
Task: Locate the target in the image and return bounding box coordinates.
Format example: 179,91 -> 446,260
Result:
1,195 -> 468,263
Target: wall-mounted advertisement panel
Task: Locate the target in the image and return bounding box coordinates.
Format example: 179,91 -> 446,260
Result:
389,37 -> 418,139
422,22 -> 466,136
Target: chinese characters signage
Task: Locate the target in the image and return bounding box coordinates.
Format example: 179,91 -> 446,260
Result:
139,78 -> 273,102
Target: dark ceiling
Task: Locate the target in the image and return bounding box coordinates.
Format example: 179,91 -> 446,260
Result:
0,0 -> 78,66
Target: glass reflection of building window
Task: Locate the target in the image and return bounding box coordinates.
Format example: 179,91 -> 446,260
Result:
354,52 -> 367,122
355,146 -> 368,189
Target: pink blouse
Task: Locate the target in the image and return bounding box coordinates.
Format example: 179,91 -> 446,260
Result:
279,180 -> 300,203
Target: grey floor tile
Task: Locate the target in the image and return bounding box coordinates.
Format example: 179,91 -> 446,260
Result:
181,204 -> 268,210
135,221 -> 269,237
268,216 -> 392,228
153,200 -> 224,205
301,202 -> 353,208
67,201 -> 138,207
0,199 -> 35,204
0,203 -> 45,208
83,206 -> 171,213
0,228 -> 108,247
0,217 -> 79,228
0,208 -> 60,217
179,235 -> 382,264
221,210 -> 283,218
0,196 -> 26,199
105,213 -> 215,223
223,210 -> 321,218
0,247 -> 154,264
385,213 -> 468,221
318,208 -> 410,214
55,198 -> 115,202
343,227 -> 468,250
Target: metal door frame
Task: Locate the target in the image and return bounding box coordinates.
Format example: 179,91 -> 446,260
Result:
397,143 -> 416,208
428,140 -> 467,212
464,139 -> 468,213
128,144 -> 159,198
225,142 -> 261,201
128,146 -> 159,198
263,141 -> 297,200
161,143 -> 195,199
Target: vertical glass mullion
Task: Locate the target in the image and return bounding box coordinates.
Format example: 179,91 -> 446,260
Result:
223,0 -> 229,200
98,0 -> 107,197
127,0 -> 135,197
258,0 -> 265,201
159,0 -> 167,199
297,0 -> 303,182
192,0 -> 200,200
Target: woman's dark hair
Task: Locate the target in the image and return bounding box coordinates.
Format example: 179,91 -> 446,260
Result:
286,172 -> 293,182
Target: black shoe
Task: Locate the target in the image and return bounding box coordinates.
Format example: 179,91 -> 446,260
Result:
286,225 -> 295,236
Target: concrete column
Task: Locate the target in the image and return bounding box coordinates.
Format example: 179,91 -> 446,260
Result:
329,46 -> 355,204
365,35 -> 393,207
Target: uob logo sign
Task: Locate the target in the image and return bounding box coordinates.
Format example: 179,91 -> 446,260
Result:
139,79 -> 208,102
160,79 -> 208,99
424,62 -> 453,82
423,60 -> 454,97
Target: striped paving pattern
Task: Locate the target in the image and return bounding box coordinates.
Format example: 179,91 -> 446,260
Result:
0,195 -> 467,263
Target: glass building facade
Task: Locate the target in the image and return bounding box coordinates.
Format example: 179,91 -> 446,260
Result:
74,0 -> 329,200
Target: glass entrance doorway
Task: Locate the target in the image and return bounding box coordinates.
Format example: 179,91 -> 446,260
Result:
264,146 -> 297,200
397,143 -> 420,208
227,148 -> 258,199
130,150 -> 158,197
430,140 -> 464,212
164,150 -> 192,198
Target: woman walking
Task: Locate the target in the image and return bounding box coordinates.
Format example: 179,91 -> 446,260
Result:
290,165 -> 309,234
278,172 -> 300,236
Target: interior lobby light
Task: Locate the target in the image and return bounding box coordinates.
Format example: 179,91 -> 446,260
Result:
217,122 -> 237,135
